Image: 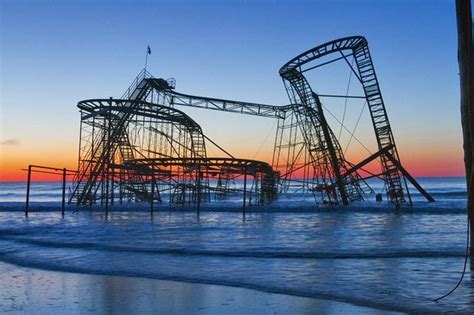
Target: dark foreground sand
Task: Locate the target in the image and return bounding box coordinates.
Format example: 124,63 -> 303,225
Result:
0,262 -> 401,315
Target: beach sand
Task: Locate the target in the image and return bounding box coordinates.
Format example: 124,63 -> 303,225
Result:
0,262 -> 396,314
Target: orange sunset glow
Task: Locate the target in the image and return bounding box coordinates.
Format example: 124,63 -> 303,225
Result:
1,141 -> 465,182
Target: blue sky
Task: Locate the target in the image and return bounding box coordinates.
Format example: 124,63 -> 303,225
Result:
0,0 -> 463,178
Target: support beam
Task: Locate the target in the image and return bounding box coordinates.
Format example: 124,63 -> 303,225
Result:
202,134 -> 235,159
24,165 -> 76,216
105,169 -> 109,216
339,51 -> 362,84
169,90 -> 288,119
318,94 -> 366,99
312,95 -> 349,205
62,168 -> 66,217
243,169 -> 247,219
150,175 -> 155,215
25,165 -> 31,218
384,152 -> 435,202
197,165 -> 201,218
341,145 -> 394,178
300,54 -> 352,73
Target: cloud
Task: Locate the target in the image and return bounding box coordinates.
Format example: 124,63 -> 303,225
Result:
1,139 -> 20,145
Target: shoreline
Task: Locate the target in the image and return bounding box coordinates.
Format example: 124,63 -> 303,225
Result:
0,196 -> 468,313
0,261 -> 397,314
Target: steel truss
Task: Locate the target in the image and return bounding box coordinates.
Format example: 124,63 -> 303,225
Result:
128,157 -> 278,206
279,36 -> 417,207
70,36 -> 433,210
71,98 -> 209,206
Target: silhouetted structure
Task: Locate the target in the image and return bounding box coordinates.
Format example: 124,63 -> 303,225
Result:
456,0 -> 473,252
68,36 -> 433,210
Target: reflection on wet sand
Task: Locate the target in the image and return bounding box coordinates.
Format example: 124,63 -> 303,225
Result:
0,262 -> 391,314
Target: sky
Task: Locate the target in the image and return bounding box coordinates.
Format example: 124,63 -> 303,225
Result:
0,0 -> 463,181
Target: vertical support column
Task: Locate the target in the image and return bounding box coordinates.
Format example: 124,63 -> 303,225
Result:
384,151 -> 434,203
197,164 -> 201,219
243,167 -> 247,220
74,112 -> 83,208
110,165 -> 115,207
90,115 -> 96,207
119,167 -> 123,205
105,166 -> 109,216
100,178 -> 104,207
105,113 -> 111,217
25,165 -> 32,218
62,168 -> 66,217
150,174 -> 155,216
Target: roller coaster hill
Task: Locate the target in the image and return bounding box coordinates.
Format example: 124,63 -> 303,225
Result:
63,36 -> 434,212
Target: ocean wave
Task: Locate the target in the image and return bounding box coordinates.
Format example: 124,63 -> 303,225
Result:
1,237 -> 465,260
0,203 -> 468,215
409,190 -> 467,198
0,202 -> 470,313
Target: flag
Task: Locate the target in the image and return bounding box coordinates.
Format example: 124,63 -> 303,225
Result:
147,45 -> 151,55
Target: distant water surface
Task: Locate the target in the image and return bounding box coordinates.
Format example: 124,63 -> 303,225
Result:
0,177 -> 472,312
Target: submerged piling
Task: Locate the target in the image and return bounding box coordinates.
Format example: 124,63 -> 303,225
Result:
243,168 -> 247,220
25,165 -> 32,217
62,168 -> 66,217
150,176 -> 155,216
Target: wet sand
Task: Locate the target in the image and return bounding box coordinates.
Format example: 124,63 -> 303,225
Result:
0,262 -> 397,314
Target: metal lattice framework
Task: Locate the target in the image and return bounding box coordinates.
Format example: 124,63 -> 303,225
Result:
69,36 -> 434,211
71,98 -> 208,205
278,36 -> 413,207
70,80 -> 278,209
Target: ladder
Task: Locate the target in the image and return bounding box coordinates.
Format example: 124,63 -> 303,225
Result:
354,43 -> 405,205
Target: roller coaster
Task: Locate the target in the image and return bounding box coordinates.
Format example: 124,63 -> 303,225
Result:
69,36 -> 434,211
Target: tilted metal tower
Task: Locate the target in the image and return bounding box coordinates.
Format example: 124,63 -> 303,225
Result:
277,36 -> 433,207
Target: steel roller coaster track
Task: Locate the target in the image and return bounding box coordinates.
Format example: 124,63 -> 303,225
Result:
69,36 -> 433,210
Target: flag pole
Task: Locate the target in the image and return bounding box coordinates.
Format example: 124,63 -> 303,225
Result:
144,45 -> 151,71
145,49 -> 148,71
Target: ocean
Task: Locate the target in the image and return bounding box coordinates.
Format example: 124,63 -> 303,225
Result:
0,177 -> 471,312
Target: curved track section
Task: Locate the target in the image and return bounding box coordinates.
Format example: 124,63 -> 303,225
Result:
280,36 -> 407,206
280,53 -> 364,205
71,99 -> 207,205
131,157 -> 278,205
